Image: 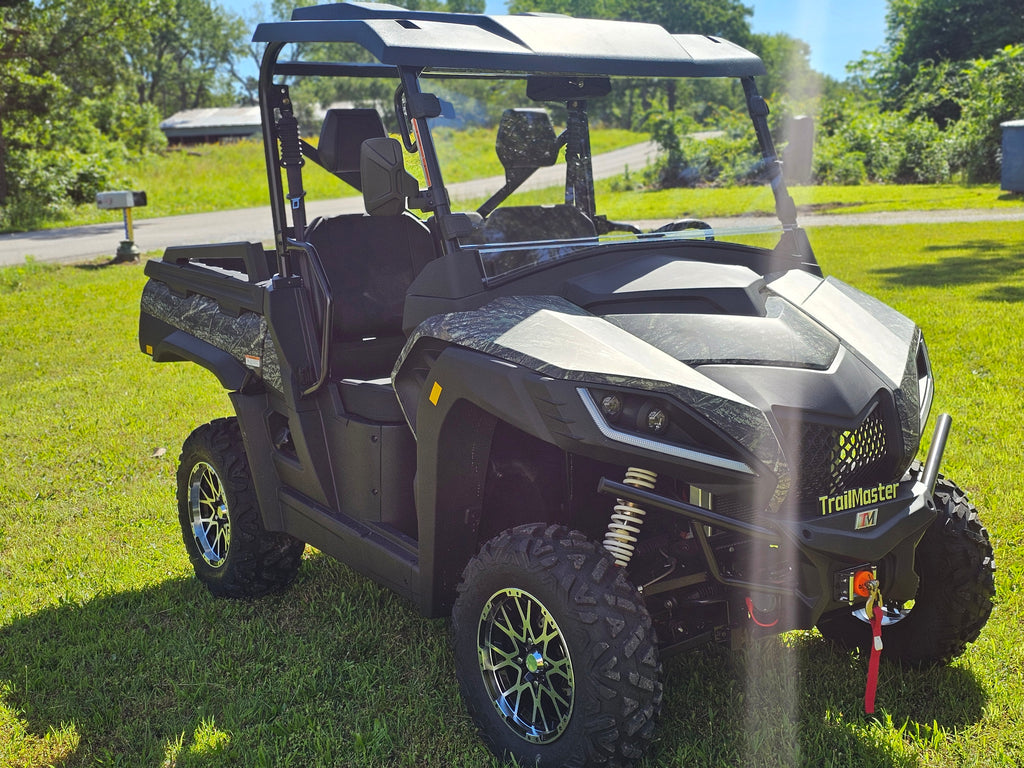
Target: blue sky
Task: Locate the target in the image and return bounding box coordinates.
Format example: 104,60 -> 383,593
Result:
224,0 -> 889,80
747,0 -> 888,79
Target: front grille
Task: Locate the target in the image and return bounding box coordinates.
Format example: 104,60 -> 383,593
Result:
785,407 -> 892,508
695,406 -> 899,524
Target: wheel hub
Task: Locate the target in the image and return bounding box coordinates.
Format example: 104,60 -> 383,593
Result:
524,650 -> 545,674
477,588 -> 574,744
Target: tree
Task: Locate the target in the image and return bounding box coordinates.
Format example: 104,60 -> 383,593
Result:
864,0 -> 1024,100
891,0 -> 1024,69
0,0 -> 249,229
128,0 -> 249,114
0,0 -> 142,215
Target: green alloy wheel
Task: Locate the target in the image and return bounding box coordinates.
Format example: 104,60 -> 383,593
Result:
452,524 -> 662,768
187,459 -> 231,568
477,586 -> 576,743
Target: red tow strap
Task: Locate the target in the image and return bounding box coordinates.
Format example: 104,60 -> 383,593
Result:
864,582 -> 884,714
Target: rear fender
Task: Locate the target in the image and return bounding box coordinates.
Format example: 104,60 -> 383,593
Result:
139,273 -> 277,390
140,313 -> 253,391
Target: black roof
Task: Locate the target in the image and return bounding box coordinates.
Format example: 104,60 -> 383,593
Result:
253,1 -> 766,78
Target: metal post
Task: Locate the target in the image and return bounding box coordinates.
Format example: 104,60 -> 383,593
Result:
116,206 -> 140,262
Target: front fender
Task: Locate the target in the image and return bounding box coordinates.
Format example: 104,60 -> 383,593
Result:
394,294 -> 788,506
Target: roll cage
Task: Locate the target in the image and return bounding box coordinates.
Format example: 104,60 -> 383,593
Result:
252,1 -> 810,284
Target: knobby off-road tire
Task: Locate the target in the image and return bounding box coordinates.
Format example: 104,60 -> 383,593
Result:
818,474 -> 995,666
177,417 -> 304,598
452,524 -> 663,768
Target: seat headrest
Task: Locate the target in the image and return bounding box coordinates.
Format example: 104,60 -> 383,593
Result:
318,108 -> 387,177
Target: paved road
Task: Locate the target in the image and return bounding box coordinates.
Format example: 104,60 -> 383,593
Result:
0,141 -> 660,267
2,140 -> 1023,266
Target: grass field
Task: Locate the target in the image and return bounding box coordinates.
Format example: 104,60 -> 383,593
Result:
1,220 -> 1022,767
45,128 -> 645,229
28,133 -> 1022,232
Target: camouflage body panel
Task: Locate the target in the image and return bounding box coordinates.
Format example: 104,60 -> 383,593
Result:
140,279 -> 283,392
398,265 -> 928,516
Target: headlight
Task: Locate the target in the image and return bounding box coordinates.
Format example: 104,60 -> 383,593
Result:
599,393 -> 623,419
578,388 -> 754,475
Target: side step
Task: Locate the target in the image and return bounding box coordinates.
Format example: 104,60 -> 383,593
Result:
279,486 -> 421,605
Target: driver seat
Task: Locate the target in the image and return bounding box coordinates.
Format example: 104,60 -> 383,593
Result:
299,110 -> 436,383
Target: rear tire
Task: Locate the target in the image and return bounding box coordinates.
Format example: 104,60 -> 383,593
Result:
177,418 -> 304,598
452,523 -> 662,768
817,474 -> 995,665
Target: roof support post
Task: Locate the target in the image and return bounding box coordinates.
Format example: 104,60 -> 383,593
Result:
564,100 -> 596,219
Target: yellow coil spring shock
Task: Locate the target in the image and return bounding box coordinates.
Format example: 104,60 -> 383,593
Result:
603,467 -> 658,567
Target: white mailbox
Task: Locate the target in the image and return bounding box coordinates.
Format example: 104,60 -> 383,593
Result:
96,190 -> 147,261
96,190 -> 137,210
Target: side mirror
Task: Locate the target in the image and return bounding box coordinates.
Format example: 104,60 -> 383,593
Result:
496,109 -> 560,170
360,137 -> 420,216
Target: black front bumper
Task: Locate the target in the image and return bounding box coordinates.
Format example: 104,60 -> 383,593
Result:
601,470 -> 937,630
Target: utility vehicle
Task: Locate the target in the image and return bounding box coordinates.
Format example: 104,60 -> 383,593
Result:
138,3 -> 995,766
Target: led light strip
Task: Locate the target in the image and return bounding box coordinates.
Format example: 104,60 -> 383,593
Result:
917,340 -> 934,424
577,389 -> 755,475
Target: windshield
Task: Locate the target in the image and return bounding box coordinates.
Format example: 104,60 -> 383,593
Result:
420,74 -> 785,282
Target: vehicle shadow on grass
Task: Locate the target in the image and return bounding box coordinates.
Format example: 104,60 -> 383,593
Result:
0,554 -> 987,768
650,635 -> 987,768
871,239 -> 1024,302
0,554 -> 487,768
72,255 -> 140,270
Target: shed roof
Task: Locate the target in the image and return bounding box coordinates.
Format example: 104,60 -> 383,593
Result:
159,107 -> 262,138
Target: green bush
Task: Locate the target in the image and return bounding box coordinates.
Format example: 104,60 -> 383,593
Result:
870,116 -> 951,184
813,147 -> 867,186
947,45 -> 1024,182
643,106 -> 763,189
85,89 -> 167,155
0,87 -> 160,232
824,44 -> 1024,185
812,96 -> 953,185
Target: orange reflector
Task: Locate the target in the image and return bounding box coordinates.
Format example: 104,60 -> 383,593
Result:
853,569 -> 875,598
429,381 -> 443,406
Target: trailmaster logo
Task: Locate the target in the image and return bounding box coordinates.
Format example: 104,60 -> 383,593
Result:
819,482 -> 900,516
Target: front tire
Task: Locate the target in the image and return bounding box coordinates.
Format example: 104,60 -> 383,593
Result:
818,474 -> 995,665
177,418 -> 304,598
452,524 -> 662,768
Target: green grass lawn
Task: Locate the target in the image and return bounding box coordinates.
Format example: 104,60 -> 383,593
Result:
1,221 -> 1023,767
51,128 -> 647,229
598,181 -> 1024,221
36,134 -> 1022,232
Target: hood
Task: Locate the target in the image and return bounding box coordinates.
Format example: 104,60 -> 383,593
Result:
564,257 -> 928,513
